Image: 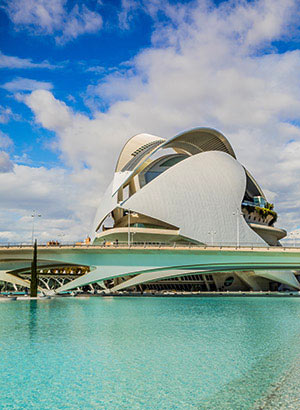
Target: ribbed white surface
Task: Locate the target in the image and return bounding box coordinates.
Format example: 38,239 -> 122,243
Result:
123,151 -> 266,245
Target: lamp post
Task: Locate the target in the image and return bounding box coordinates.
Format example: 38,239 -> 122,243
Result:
31,211 -> 41,244
131,231 -> 136,245
30,239 -> 38,297
233,208 -> 243,247
208,231 -> 216,246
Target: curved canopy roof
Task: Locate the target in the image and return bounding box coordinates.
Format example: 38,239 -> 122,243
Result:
112,128 -> 236,195
115,128 -> 235,174
115,133 -> 165,172
163,127 -> 236,158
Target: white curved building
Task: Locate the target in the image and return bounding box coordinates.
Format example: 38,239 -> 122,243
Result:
0,129 -> 296,295
92,127 -> 286,248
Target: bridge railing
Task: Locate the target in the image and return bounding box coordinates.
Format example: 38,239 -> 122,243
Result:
1,241 -> 300,250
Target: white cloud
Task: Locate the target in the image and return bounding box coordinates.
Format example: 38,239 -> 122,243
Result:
4,0 -> 65,32
118,0 -> 140,30
85,65 -> 105,74
0,105 -> 19,123
25,89 -> 130,173
2,77 -> 53,92
0,132 -> 14,175
24,89 -> 72,131
86,71 -> 145,105
0,164 -> 99,243
0,131 -> 13,149
13,153 -> 32,165
0,151 -> 14,173
2,0 -> 300,243
4,0 -> 103,45
55,4 -> 103,45
0,51 -> 57,69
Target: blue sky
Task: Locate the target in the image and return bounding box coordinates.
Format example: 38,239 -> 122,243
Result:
0,0 -> 154,167
0,0 -> 300,243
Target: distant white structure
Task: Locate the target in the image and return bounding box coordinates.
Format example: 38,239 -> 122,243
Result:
92,127 -> 286,247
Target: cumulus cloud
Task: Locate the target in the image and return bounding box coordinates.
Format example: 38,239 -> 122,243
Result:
2,77 -> 53,92
0,51 -> 57,69
0,151 -> 14,173
0,132 -> 14,175
4,0 -> 103,44
25,89 -> 130,174
3,0 -> 300,242
25,89 -> 72,131
0,164 -> 100,243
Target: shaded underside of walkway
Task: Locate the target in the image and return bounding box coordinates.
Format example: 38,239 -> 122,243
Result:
1,245 -> 300,293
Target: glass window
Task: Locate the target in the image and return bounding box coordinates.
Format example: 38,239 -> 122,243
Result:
224,277 -> 234,287
159,155 -> 187,167
144,171 -> 161,184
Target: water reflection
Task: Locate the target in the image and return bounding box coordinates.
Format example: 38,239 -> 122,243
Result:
28,300 -> 38,340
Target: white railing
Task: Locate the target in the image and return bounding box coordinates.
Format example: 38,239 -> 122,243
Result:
281,238 -> 300,247
1,241 -> 300,250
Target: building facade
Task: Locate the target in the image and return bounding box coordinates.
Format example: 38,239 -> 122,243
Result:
93,127 -> 286,248
87,127 -> 293,293
1,128 -> 296,295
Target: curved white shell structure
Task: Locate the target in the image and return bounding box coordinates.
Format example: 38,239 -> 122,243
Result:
0,127 -> 294,295
92,127 -> 286,247
123,151 -> 264,245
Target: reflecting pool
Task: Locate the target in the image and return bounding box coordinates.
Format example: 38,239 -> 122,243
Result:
1,297 -> 300,409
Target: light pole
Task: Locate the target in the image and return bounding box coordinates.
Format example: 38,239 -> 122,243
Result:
31,211 -> 41,244
233,208 -> 243,247
131,231 -> 136,245
208,231 -> 216,246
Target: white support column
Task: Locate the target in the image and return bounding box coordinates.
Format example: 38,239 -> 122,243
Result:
39,278 -> 50,290
128,209 -> 130,247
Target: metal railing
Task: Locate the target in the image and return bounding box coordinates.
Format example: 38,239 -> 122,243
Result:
281,238 -> 300,247
1,241 -> 300,250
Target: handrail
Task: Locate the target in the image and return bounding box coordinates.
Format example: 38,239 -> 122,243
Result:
1,241 -> 300,250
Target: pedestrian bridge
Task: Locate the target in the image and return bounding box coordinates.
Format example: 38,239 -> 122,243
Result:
1,243 -> 300,292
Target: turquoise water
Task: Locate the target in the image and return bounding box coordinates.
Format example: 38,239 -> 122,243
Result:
1,297 -> 300,409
